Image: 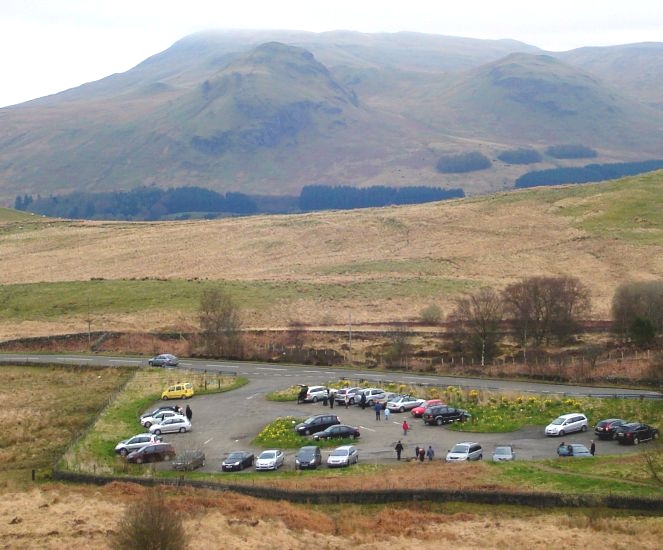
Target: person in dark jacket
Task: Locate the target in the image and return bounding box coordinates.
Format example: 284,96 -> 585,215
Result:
590,440 -> 596,456
395,440 -> 404,460
360,393 -> 367,410
418,447 -> 425,462
185,405 -> 192,422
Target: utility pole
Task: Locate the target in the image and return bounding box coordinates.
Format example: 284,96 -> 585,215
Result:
348,313 -> 352,365
86,296 -> 92,351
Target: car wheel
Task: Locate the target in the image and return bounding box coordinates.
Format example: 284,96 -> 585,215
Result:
136,457 -> 143,464
154,429 -> 161,435
350,398 -> 355,405
368,400 -> 374,406
179,427 -> 185,433
558,430 -> 565,437
144,422 -> 151,428
634,437 -> 639,445
305,429 -> 311,436
399,406 -> 405,413
436,417 -> 443,426
120,449 -> 129,457
581,425 -> 587,432
312,396 -> 318,403
162,396 -> 169,400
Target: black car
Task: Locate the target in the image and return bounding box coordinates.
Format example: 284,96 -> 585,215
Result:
295,414 -> 341,436
221,451 -> 255,471
422,405 -> 470,426
313,424 -> 360,441
172,450 -> 206,471
127,442 -> 176,464
295,445 -> 322,469
615,423 -> 659,445
594,418 -> 628,440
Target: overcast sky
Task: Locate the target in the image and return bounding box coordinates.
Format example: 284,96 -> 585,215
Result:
1,0 -> 661,108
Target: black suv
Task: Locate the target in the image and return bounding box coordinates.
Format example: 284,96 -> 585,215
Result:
423,405 -> 469,426
127,442 -> 176,464
295,414 -> 341,436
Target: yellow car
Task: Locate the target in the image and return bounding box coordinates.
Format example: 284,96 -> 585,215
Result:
161,382 -> 194,400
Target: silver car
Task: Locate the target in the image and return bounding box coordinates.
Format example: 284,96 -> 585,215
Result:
140,409 -> 183,428
148,416 -> 191,435
492,445 -> 516,462
386,395 -> 425,413
114,433 -> 161,457
255,449 -> 285,471
148,353 -> 179,367
327,445 -> 359,468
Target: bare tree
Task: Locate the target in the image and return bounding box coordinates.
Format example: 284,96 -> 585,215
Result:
612,281 -> 663,340
384,325 -> 412,369
198,287 -> 242,358
451,287 -> 503,366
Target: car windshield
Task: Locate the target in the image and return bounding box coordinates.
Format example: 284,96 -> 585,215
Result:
227,453 -> 244,460
259,451 -> 276,459
303,417 -> 318,425
331,449 -> 349,456
451,444 -> 469,453
551,417 -> 565,425
494,447 -> 510,455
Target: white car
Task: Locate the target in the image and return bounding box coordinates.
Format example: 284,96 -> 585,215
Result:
114,433 -> 161,456
545,413 -> 588,437
492,445 -> 516,462
148,416 -> 191,435
148,353 -> 179,367
446,442 -> 483,462
304,386 -> 329,403
140,409 -> 184,428
255,449 -> 285,471
386,395 -> 426,413
355,388 -> 386,406
327,445 -> 359,468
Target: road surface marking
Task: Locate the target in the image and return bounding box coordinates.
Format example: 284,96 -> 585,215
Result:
257,367 -> 287,371
203,438 -> 213,445
110,359 -> 141,363
60,357 -> 92,361
246,393 -> 261,400
359,425 -> 376,432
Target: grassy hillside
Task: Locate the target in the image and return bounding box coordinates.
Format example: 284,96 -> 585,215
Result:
0,172 -> 661,340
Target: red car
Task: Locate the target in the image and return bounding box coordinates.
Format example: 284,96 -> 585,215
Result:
411,399 -> 444,418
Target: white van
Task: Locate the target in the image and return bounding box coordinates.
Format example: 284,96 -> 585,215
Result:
545,413 -> 588,436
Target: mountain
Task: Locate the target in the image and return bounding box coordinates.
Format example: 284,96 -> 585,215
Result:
0,30 -> 661,204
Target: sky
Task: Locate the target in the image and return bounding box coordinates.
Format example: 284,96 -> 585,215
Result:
1,0 -> 661,108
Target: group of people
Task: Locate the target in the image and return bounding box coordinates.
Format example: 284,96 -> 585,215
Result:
175,404 -> 193,422
394,441 -> 435,461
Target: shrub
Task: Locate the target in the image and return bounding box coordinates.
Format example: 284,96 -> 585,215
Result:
420,304 -> 443,324
436,152 -> 492,173
497,148 -> 542,164
545,144 -> 597,159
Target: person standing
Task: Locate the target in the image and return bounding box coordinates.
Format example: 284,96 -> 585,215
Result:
360,393 -> 367,410
374,401 -> 381,421
590,440 -> 596,456
418,447 -> 425,463
329,390 -> 335,409
384,406 -> 391,422
395,440 -> 404,460
344,394 -> 349,409
185,405 -> 192,422
426,445 -> 434,461
402,419 -> 410,436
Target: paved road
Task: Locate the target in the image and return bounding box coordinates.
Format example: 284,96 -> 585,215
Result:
2,352 -> 659,471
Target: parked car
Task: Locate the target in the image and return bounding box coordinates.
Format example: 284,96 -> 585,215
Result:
615,423 -> 659,445
313,424 -> 360,441
411,399 -> 444,418
492,445 -> 516,462
221,451 -> 255,472
334,387 -> 361,405
422,405 -> 470,426
126,442 -> 176,464
327,445 -> 359,468
295,446 -> 322,470
255,449 -> 285,471
545,413 -> 588,437
140,410 -> 185,428
355,388 -> 386,406
386,395 -> 425,413
148,353 -> 179,367
294,414 -> 341,436
161,382 -> 194,400
172,450 -> 205,471
149,416 -> 191,435
556,443 -> 592,457
303,385 -> 329,403
594,418 -> 629,440
446,442 -> 483,462
374,392 -> 399,406
114,433 -> 161,457
140,405 -> 180,420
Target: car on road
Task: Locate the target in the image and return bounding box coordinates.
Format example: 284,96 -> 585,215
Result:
411,399 -> 444,418
148,353 -> 179,367
313,424 -> 360,441
545,413 -> 588,437
114,433 -> 161,457
556,443 -> 592,457
422,405 -> 470,426
172,450 -> 205,471
140,410 -> 185,428
302,385 -> 329,403
386,395 -> 425,413
149,416 -> 191,435
615,423 -> 659,445
295,446 -> 322,470
594,418 -> 629,440
446,442 -> 483,462
126,442 -> 176,464
327,445 -> 359,468
294,414 -> 341,436
255,449 -> 285,471
221,451 -> 255,472
492,445 -> 516,462
161,382 -> 194,400
334,387 -> 361,405
355,388 -> 386,406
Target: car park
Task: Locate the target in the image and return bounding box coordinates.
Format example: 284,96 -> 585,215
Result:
255,449 -> 285,471
294,414 -> 341,436
148,353 -> 179,367
545,413 -> 588,436
386,395 -> 425,413
161,382 -> 194,400
334,387 -> 361,405
327,445 -> 359,467
422,405 -> 470,426
303,385 -> 329,403
492,445 -> 515,461
615,423 -> 659,445
140,410 -> 185,428
126,442 -> 176,464
295,445 -> 322,469
149,416 -> 191,435
114,433 -> 161,456
355,388 -> 386,406
172,450 -> 205,471
594,418 -> 629,440
313,424 -> 360,441
556,443 -> 592,457
411,399 -> 444,418
221,451 -> 255,471
446,442 -> 483,462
